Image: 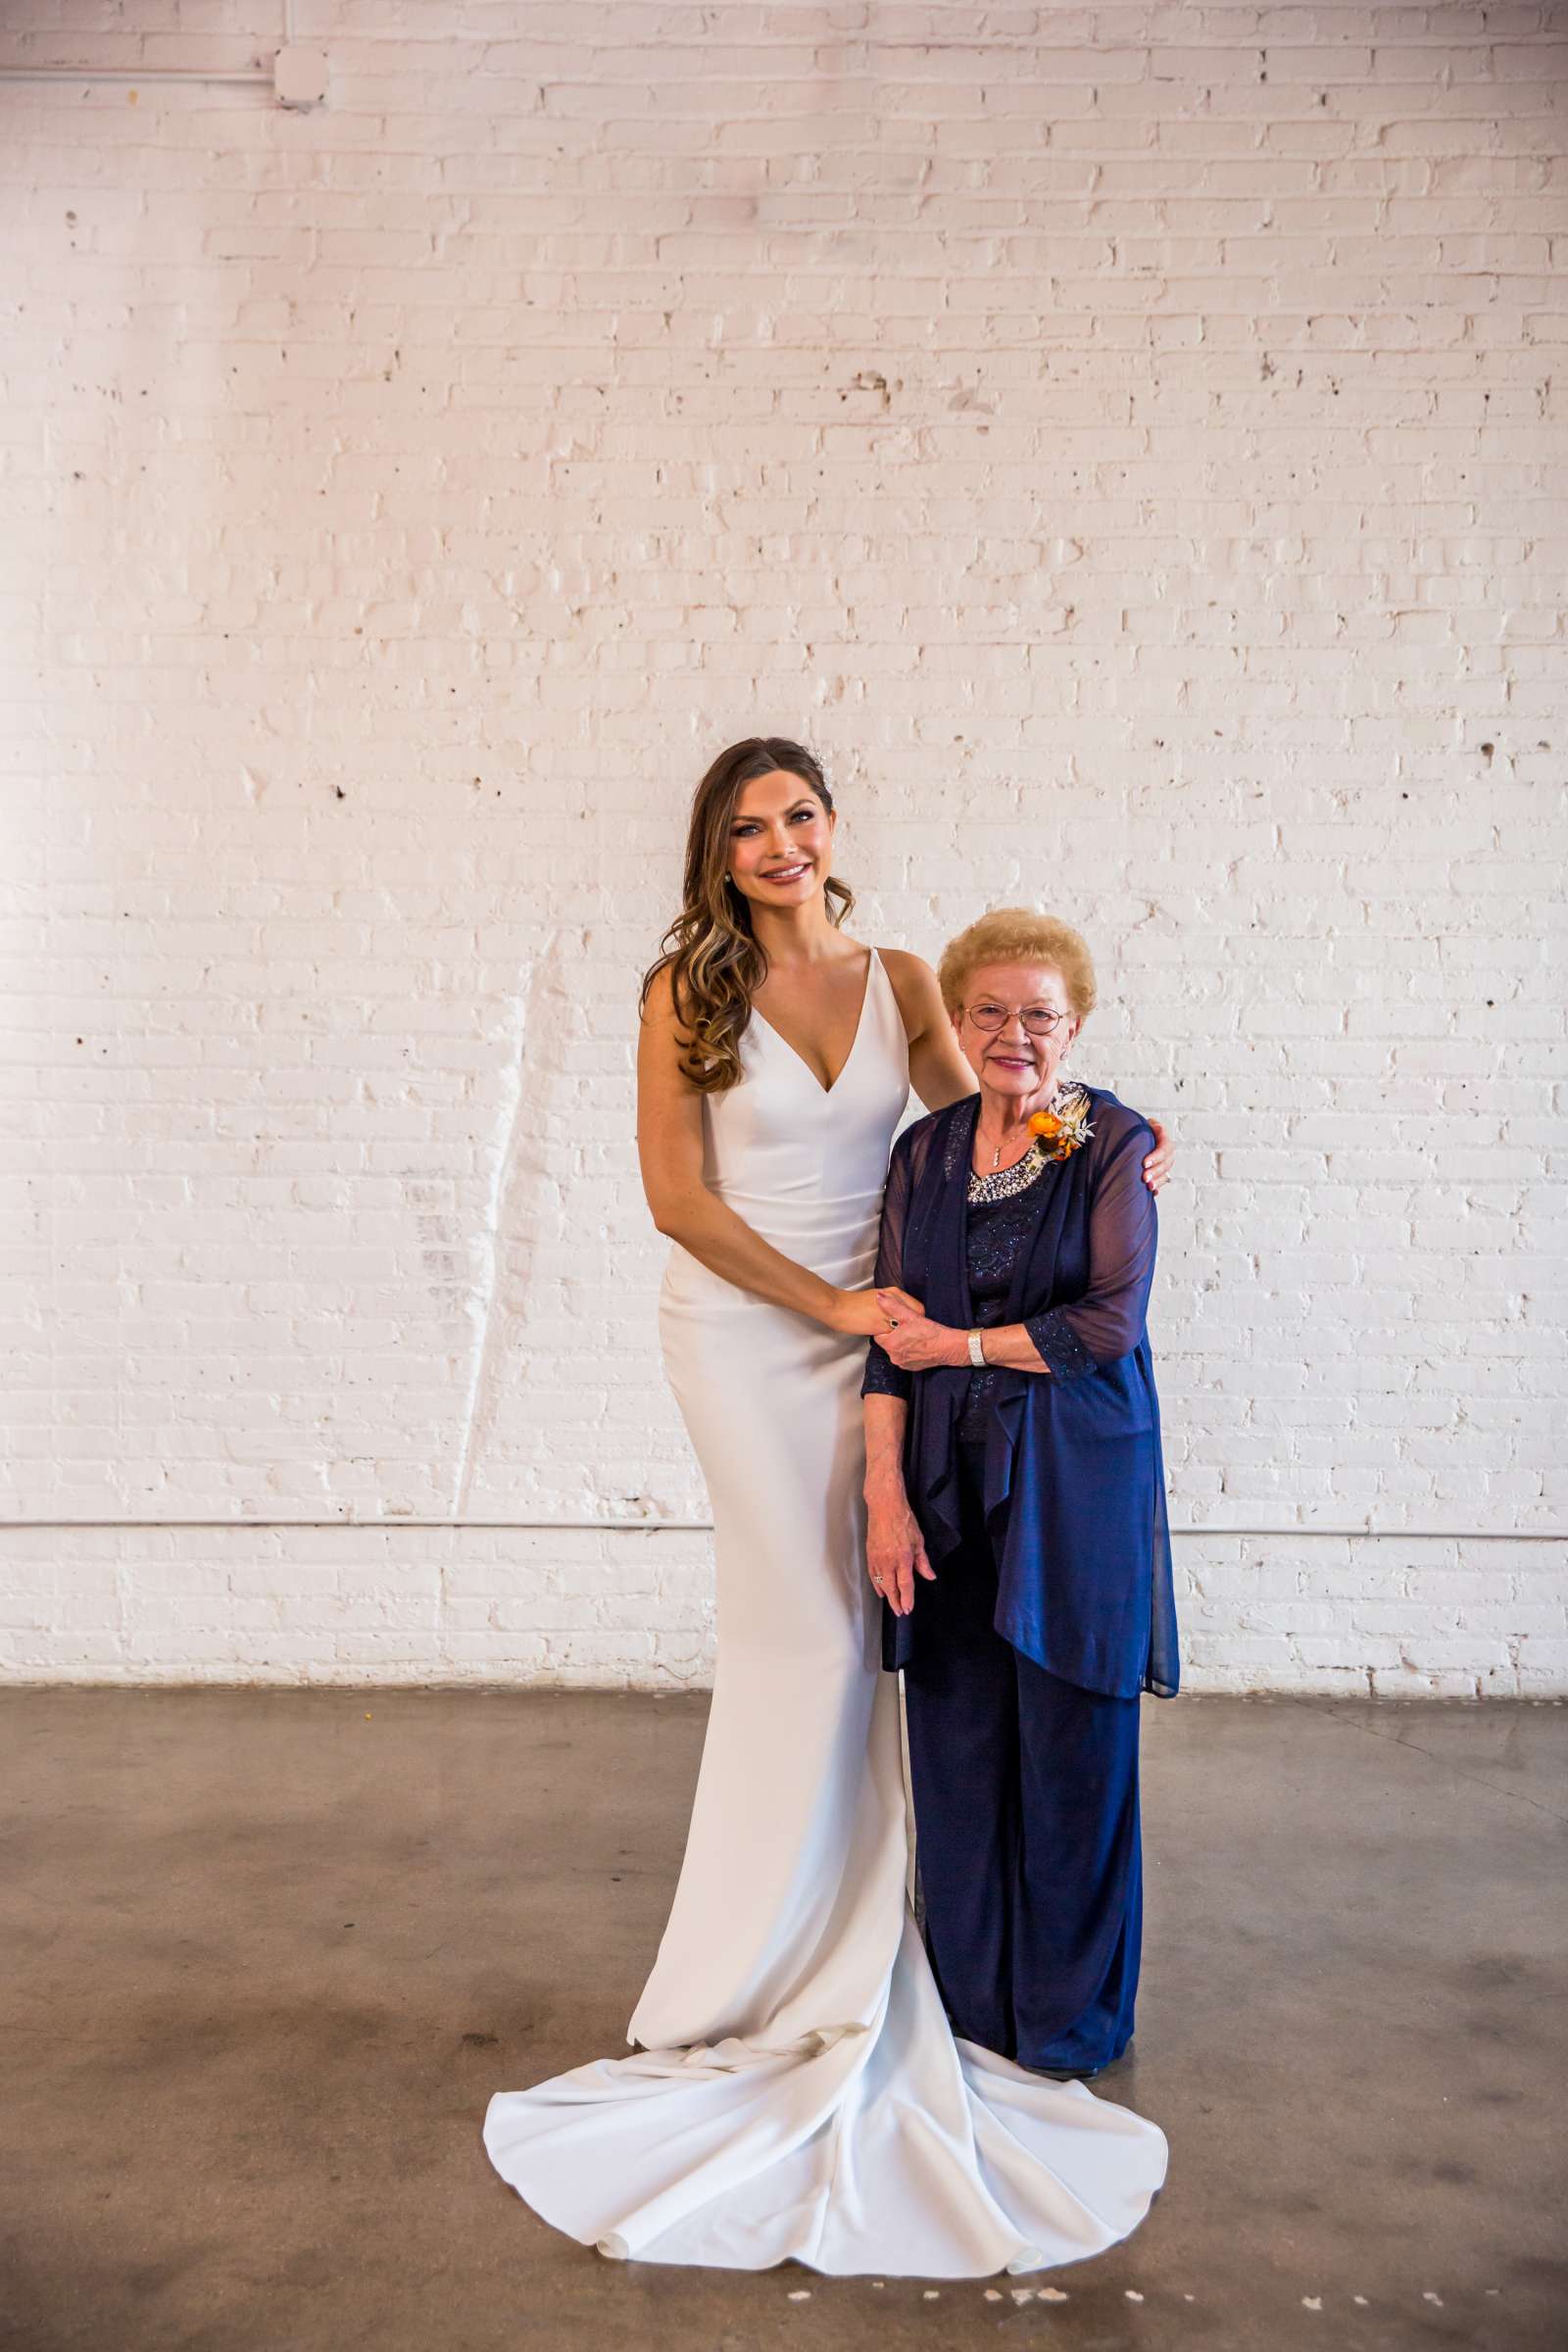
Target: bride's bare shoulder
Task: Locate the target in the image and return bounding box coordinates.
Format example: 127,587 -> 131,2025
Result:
640,958 -> 696,1033
875,948 -> 945,1040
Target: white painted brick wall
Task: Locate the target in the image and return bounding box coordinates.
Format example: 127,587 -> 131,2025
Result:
1,2 -> 1564,1697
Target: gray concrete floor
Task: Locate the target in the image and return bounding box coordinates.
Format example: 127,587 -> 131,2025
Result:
1,1690 -> 1563,2352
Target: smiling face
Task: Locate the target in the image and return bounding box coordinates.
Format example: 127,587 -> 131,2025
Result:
725,769 -> 836,911
953,960 -> 1081,1108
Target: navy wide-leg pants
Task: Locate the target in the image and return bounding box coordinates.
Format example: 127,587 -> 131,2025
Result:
902,1444 -> 1144,2077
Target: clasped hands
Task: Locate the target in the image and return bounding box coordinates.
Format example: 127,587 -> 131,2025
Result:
870,1286 -> 969,1371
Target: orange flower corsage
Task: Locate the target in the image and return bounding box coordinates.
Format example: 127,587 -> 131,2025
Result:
1028,1085 -> 1093,1162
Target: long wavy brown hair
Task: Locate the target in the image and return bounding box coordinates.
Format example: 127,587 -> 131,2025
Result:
641,737 -> 856,1093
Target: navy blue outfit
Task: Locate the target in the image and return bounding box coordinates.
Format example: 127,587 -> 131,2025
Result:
862,1087 -> 1177,2076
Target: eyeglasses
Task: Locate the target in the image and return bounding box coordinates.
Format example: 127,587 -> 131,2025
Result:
963,1002 -> 1070,1037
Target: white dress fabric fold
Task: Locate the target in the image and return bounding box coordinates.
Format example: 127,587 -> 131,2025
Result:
483,949 -> 1168,2275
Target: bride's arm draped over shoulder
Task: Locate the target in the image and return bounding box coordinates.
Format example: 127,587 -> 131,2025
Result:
878,948 -> 979,1112
878,946 -> 1176,1194
637,965 -> 893,1339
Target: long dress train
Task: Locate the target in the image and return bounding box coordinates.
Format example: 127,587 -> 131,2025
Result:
482,949 -> 1168,2275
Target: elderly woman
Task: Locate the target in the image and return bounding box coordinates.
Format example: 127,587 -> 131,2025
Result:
862,908 -> 1178,2082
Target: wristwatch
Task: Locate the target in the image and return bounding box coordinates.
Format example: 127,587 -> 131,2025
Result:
966,1328 -> 988,1368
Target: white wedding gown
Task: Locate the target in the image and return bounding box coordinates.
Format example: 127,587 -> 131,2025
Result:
483,949 -> 1168,2275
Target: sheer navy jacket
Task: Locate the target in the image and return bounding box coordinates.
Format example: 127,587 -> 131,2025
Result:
862,1087 -> 1179,1702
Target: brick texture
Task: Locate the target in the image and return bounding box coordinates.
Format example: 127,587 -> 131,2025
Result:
1,2 -> 1564,1695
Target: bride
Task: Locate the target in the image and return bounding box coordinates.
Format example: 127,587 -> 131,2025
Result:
483,737 -> 1174,2276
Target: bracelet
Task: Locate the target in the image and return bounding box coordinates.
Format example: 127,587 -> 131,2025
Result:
966,1327 -> 987,1369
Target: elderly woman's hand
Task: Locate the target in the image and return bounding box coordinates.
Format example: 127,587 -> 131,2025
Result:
874,1287 -> 968,1372
865,1479 -> 935,1615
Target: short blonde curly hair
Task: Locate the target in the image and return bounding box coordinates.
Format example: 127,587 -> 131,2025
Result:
937,907 -> 1098,1021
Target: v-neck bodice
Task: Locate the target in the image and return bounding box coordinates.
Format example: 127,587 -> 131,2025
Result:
662,947 -> 911,1303
750,948 -> 876,1096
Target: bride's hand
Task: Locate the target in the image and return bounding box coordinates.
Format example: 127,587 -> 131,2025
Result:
865,1486 -> 934,1616
829,1288 -> 902,1339
1142,1117 -> 1175,1194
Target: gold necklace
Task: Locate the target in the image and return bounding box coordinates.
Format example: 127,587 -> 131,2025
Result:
981,1079 -> 1071,1173
982,1124 -> 1031,1174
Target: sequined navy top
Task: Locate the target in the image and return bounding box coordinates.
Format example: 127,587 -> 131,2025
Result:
862,1136 -> 1076,1440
